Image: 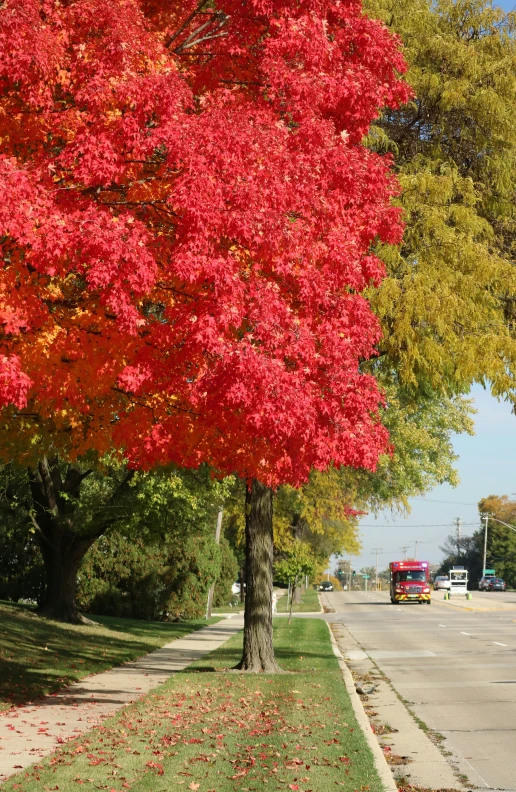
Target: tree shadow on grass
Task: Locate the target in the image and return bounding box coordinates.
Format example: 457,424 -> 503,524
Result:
179,644 -> 335,675
0,606 -> 213,710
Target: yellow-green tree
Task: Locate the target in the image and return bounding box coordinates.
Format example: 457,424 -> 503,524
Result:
364,0 -> 516,400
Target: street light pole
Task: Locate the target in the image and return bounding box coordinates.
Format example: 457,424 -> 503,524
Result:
480,515 -> 516,576
482,514 -> 489,575
206,508 -> 223,619
488,516 -> 516,534
455,517 -> 462,560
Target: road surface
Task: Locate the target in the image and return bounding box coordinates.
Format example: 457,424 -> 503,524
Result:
325,589 -> 516,790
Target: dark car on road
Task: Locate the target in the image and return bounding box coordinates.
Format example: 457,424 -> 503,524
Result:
479,576 -> 506,591
319,581 -> 334,591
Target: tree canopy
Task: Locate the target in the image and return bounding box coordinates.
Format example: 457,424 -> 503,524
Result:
0,0 -> 410,487
363,0 -> 516,400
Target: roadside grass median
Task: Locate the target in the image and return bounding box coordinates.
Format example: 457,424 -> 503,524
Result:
0,601 -> 220,711
276,587 -> 321,613
4,618 -> 384,792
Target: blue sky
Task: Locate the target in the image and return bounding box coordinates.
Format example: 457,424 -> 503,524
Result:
338,0 -> 516,575
352,385 -> 516,572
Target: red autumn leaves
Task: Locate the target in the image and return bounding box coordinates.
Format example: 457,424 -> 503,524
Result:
0,0 -> 410,484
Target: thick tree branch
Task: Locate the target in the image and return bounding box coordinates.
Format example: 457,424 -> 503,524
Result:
164,0 -> 211,49
173,13 -> 229,54
176,30 -> 229,52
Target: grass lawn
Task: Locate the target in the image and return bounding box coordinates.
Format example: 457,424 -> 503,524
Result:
4,618 -> 383,792
276,587 -> 321,613
0,601 -> 220,711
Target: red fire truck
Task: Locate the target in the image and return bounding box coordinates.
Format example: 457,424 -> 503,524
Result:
389,560 -> 431,604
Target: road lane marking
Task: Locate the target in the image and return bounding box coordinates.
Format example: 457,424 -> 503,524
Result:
493,642 -> 508,646
460,631 -> 471,635
439,624 -> 446,627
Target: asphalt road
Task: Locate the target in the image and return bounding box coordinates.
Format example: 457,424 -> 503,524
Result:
326,589 -> 516,791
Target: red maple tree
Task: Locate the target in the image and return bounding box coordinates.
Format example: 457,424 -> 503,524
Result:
0,0 -> 409,658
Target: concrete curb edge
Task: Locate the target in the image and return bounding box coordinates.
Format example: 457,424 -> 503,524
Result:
325,622 -> 399,792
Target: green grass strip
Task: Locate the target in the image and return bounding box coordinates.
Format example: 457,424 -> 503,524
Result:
0,601 -> 220,711
276,587 -> 321,613
4,618 -> 383,792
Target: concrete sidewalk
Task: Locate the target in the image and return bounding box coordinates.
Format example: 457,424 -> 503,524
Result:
0,616 -> 243,784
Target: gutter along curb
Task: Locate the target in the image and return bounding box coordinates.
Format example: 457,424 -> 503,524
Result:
325,622 -> 399,792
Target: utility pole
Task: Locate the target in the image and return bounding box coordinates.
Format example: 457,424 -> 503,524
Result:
455,517 -> 462,560
206,508 -> 223,619
482,514 -> 489,575
348,555 -> 352,591
414,540 -> 418,560
400,545 -> 410,560
372,548 -> 382,591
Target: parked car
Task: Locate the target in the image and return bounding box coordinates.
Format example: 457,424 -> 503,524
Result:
479,576 -> 506,591
433,575 -> 451,591
319,581 -> 334,592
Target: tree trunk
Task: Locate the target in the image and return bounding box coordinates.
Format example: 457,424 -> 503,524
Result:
27,457 -> 134,624
27,458 -> 93,623
236,480 -> 282,672
37,532 -> 95,623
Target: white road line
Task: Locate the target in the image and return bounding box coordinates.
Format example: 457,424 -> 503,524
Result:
439,624 -> 446,627
493,642 -> 508,646
460,631 -> 471,636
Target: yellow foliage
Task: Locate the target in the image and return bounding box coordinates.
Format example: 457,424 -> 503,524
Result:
364,0 -> 516,401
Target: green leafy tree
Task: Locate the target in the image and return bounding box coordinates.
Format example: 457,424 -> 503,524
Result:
363,0 -> 516,401
77,531 -> 224,620
0,460 -> 233,621
0,458 -> 137,622
213,538 -> 239,608
477,496 -> 516,587
437,532 -> 483,588
274,545 -> 317,623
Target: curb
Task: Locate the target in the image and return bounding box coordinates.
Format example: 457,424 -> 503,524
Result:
325,623 -> 398,792
433,597 -> 516,613
320,591 -> 336,612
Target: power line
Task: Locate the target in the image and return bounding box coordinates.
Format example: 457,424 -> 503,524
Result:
365,527 -> 475,557
359,522 -> 478,528
399,545 -> 410,560
412,498 -> 478,506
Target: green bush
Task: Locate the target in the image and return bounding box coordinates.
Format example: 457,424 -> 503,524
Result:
213,537 -> 239,607
77,530 -> 226,621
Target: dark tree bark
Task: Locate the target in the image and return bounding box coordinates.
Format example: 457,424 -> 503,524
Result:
28,457 -> 97,623
36,531 -> 96,623
236,479 -> 282,672
28,457 -> 133,623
